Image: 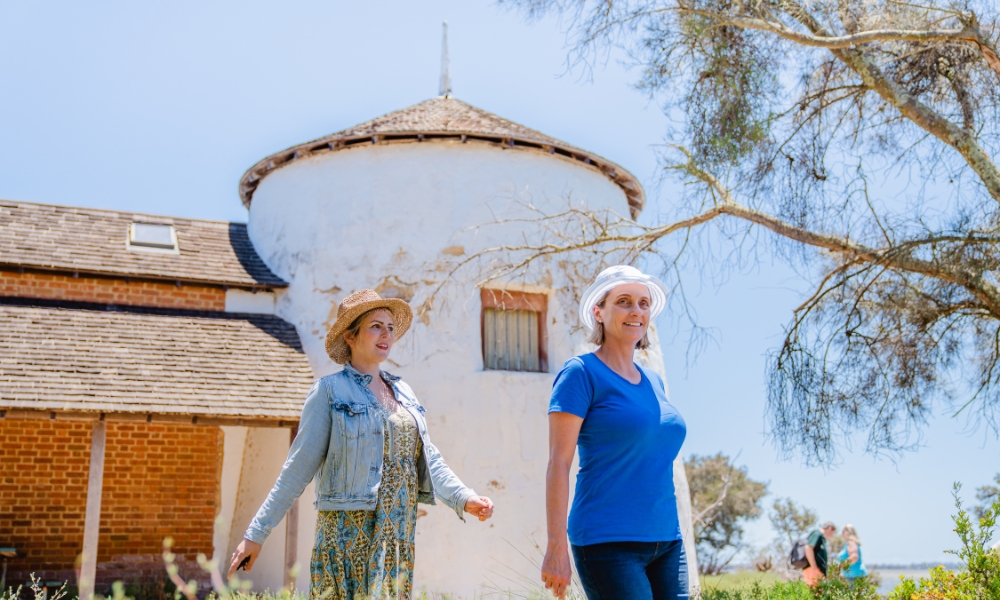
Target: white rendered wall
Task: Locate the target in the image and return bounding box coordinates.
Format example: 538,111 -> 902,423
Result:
214,426 -> 248,575
246,141 -> 697,596
294,480 -> 318,592
227,427 -> 292,593
225,289 -> 277,314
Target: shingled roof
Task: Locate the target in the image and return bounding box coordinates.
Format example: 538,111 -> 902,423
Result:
0,300 -> 313,421
239,96 -> 646,218
0,199 -> 286,288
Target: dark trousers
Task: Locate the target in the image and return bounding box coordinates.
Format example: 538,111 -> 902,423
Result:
571,540 -> 689,600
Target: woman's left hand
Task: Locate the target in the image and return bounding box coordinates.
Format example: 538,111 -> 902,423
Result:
464,496 -> 495,521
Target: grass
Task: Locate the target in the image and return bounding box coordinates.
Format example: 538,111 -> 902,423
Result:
700,571 -> 786,591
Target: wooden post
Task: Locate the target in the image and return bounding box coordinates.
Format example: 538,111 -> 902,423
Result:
79,421 -> 106,600
673,454 -> 700,594
283,425 -> 299,590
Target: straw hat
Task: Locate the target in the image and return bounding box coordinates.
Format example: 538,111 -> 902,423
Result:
578,265 -> 669,331
324,289 -> 413,364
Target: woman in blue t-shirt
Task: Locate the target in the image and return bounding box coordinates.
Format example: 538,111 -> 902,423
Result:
541,265 -> 688,599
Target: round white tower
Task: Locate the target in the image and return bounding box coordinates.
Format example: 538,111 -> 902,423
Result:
240,96 -> 696,596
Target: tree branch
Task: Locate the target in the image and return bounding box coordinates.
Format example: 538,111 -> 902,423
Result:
693,467 -> 735,526
671,145 -> 1000,316
700,13 -> 1000,76
446,204 -> 730,292
764,0 -> 1000,204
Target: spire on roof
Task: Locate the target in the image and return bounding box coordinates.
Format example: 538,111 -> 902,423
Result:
439,21 -> 452,98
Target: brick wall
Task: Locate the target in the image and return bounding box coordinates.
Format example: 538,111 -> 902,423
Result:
0,269 -> 226,311
0,419 -> 222,590
0,420 -> 90,586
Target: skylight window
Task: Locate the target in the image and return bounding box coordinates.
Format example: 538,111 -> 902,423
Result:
128,223 -> 178,252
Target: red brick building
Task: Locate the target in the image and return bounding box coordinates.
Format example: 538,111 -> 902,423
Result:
0,200 -> 314,595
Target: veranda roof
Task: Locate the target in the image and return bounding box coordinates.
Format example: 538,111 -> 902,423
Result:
0,299 -> 314,422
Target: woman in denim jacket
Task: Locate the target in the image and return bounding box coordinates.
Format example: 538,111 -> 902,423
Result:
228,289 -> 494,599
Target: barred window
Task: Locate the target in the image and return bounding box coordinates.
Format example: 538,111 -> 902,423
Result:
481,289 -> 548,373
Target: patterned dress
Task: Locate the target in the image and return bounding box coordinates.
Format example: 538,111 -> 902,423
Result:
311,403 -> 422,600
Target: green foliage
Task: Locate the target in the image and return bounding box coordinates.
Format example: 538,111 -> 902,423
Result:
950,483 -> 1000,598
503,0 -> 1000,466
975,473 -> 1000,522
686,453 -> 769,574
679,19 -> 776,168
700,571 -> 785,591
700,565 -> 880,600
887,484 -> 1000,600
0,575 -> 68,600
700,580 -> 813,600
769,498 -> 818,548
886,566 -> 976,600
810,565 -> 880,600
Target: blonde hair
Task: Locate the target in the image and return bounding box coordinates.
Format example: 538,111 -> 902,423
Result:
842,524 -> 861,545
586,291 -> 651,349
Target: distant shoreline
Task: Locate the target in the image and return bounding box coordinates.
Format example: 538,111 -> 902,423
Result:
721,561 -> 962,573
869,563 -> 961,570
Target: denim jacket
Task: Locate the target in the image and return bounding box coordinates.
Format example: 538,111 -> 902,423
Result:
244,364 -> 477,544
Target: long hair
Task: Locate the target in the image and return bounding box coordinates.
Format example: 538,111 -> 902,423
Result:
586,291 -> 650,349
842,524 -> 861,545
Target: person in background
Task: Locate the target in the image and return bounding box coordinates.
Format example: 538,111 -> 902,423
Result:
803,521 -> 836,586
838,524 -> 868,584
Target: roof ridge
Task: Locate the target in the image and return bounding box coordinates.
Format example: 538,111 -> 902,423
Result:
0,198 -> 247,227
327,96 -> 565,145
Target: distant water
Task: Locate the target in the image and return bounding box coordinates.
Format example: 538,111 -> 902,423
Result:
872,568 -> 933,595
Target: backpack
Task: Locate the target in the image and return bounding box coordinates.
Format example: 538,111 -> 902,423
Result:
789,538 -> 810,569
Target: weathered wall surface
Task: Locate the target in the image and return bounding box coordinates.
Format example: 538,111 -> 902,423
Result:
245,141 -> 696,596
0,420 -> 220,590
225,426 -> 291,593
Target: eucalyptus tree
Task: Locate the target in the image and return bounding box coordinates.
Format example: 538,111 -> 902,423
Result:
480,0 -> 1000,463
685,453 -> 768,574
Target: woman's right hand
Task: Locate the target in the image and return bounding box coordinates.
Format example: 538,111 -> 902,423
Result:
541,542 -> 572,598
543,413 -> 582,599
227,538 -> 263,579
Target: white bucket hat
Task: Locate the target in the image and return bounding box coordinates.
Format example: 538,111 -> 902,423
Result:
578,265 -> 669,331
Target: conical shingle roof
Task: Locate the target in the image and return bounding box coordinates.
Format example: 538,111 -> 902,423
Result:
239,97 -> 644,218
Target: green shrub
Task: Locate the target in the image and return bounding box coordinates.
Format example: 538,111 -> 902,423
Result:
810,568 -> 879,600
700,580 -> 813,600
699,566 -> 880,600
886,484 -> 1000,600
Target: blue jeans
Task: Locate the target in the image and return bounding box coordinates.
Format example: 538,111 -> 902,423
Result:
572,540 -> 689,600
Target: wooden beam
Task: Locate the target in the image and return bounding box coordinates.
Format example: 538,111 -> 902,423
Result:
79,421 -> 106,600
0,409 -> 298,428
283,424 -> 300,590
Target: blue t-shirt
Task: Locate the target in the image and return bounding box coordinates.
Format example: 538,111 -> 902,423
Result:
838,544 -> 867,578
548,353 -> 687,546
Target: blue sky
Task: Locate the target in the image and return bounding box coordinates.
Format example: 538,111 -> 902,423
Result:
2,1 -> 997,566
